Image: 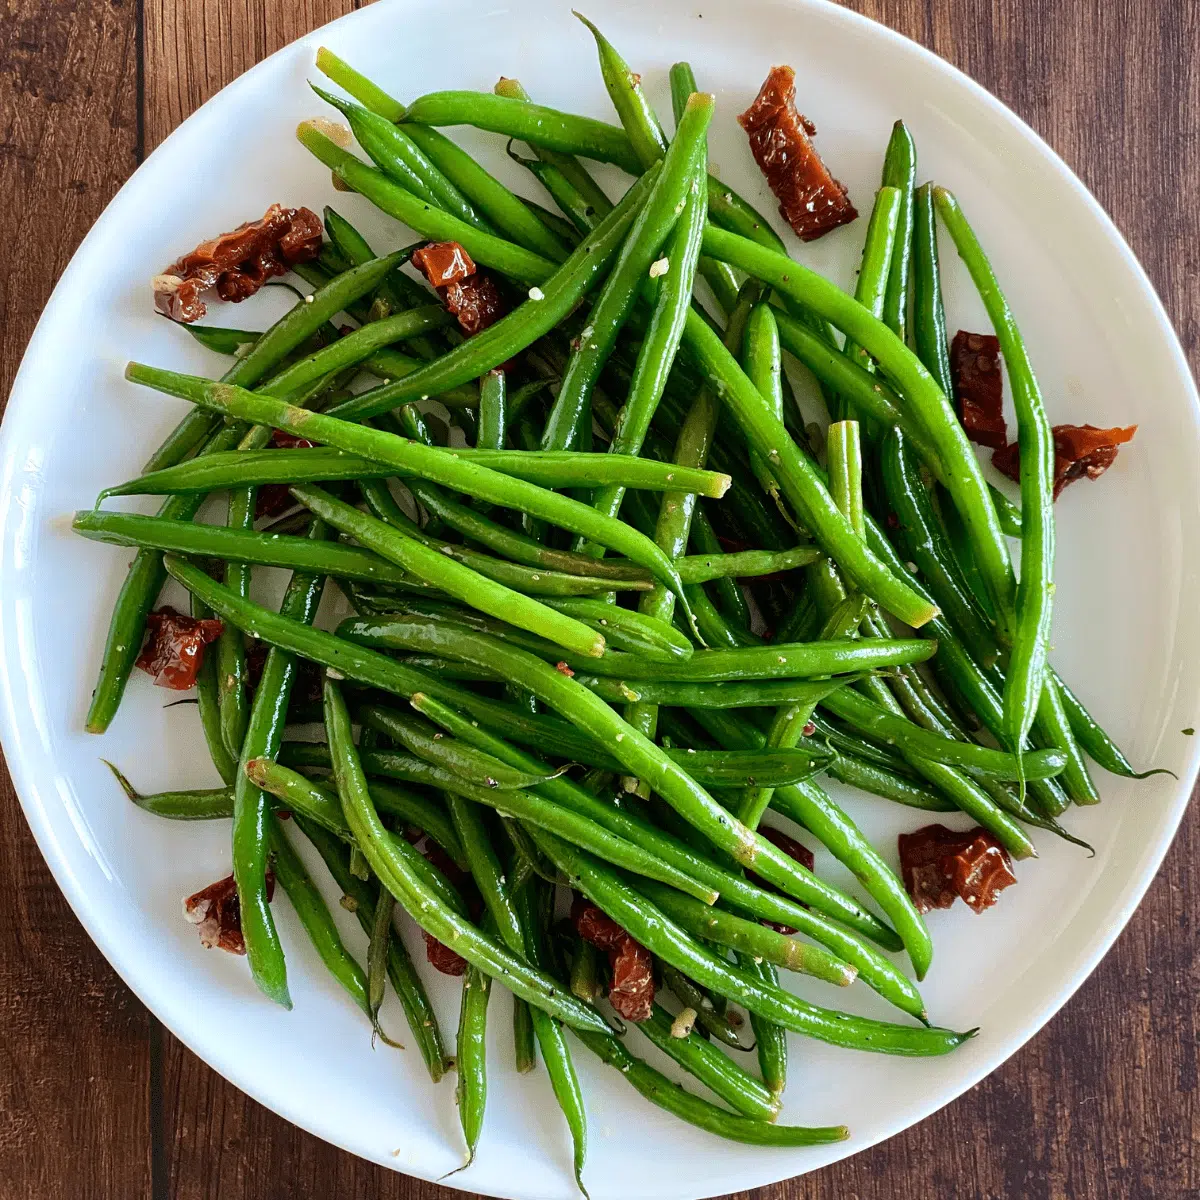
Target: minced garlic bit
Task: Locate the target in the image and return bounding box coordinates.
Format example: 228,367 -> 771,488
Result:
648,256 -> 670,279
528,286 -> 545,301
326,668 -> 345,681
670,1007 -> 698,1038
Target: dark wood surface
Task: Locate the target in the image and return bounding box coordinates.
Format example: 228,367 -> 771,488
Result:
1,2 -> 1196,1197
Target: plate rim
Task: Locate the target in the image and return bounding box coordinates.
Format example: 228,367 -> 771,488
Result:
1,0 -> 1197,1194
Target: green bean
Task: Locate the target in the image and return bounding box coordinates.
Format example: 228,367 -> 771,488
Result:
242,756 -> 347,833
260,306 -> 455,397
355,481 -> 650,596
268,819 -> 369,1015
190,593 -> 238,785
447,795 -> 523,951
334,618 -> 895,941
635,1003 -> 780,1121
911,182 -> 955,396
934,188 -> 1056,771
408,123 -> 573,259
453,964 -> 491,1171
359,704 -> 558,791
347,595 -> 933,681
567,638 -> 936,681
740,953 -> 788,1099
678,309 -> 939,629
771,309 -> 947,478
1033,677 -> 1101,805
701,224 -> 1017,631
310,84 -> 489,227
127,368 -> 696,617
823,754 -> 957,812
395,484 -> 652,582
1054,672 -> 1172,780
657,963 -> 748,1049
476,369 -> 507,453
820,688 -> 1064,780
535,828 -> 968,1056
827,420 -> 865,539
585,163 -> 707,536
124,401 -> 727,500
248,758 -> 467,866
366,890 -> 402,1046
408,692 -> 923,1016
399,90 -> 642,173
840,186 -> 901,407
297,122 -> 554,284
542,92 -> 713,451
73,509 -> 428,590
880,121 -> 917,340
570,674 -> 852,714
742,301 -> 788,512
298,816 -> 448,1080
636,879 -> 854,987
323,162 -> 654,421
232,521 -> 328,1008
291,483 -> 604,658
286,738 -> 721,904
215,483 -> 253,762
104,761 -> 233,820
513,993 -> 537,1074
574,1026 -> 847,1145
98,449 -> 389,500
687,505 -> 755,629
514,880 -> 588,1191
541,597 -> 693,662
879,428 -> 998,668
768,780 -> 932,980
496,76 -> 617,220
182,323 -> 260,355
313,46 -> 404,120
321,676 -> 610,1031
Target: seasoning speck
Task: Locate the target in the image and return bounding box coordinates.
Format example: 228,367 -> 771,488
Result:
528,286 -> 545,301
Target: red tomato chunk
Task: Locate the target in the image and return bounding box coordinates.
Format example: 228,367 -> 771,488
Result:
136,606 -> 223,690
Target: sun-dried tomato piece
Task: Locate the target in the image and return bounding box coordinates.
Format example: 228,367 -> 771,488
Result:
608,938 -> 655,1022
951,331 -> 1008,450
411,240 -> 507,337
424,931 -> 469,976
411,241 -> 477,289
136,606 -> 223,690
944,834 -> 1017,914
898,823 -> 1016,914
991,423 -> 1137,499
441,273 -> 506,335
572,895 -> 655,1022
243,640 -> 270,694
153,204 -> 323,323
737,66 -> 857,241
417,838 -> 483,973
747,825 -> 815,934
183,871 -> 275,954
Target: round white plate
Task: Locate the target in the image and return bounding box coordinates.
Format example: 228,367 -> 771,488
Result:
2,1 -> 1197,1196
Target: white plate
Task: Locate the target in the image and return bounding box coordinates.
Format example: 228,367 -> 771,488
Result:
2,1 -> 1197,1196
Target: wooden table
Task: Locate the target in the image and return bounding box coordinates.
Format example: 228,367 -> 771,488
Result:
2,2 -> 1197,1196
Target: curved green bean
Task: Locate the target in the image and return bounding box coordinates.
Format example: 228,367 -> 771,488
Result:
536,828 -> 970,1056
542,91 -> 712,451
322,677 -> 610,1031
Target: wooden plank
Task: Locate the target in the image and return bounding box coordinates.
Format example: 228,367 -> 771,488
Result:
0,3 -> 151,1200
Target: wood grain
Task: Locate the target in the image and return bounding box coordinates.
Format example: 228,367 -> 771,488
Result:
0,3 -> 151,1199
1,2 -> 1197,1198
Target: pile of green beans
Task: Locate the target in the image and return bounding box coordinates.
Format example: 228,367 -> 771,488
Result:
80,16 -> 1162,1184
